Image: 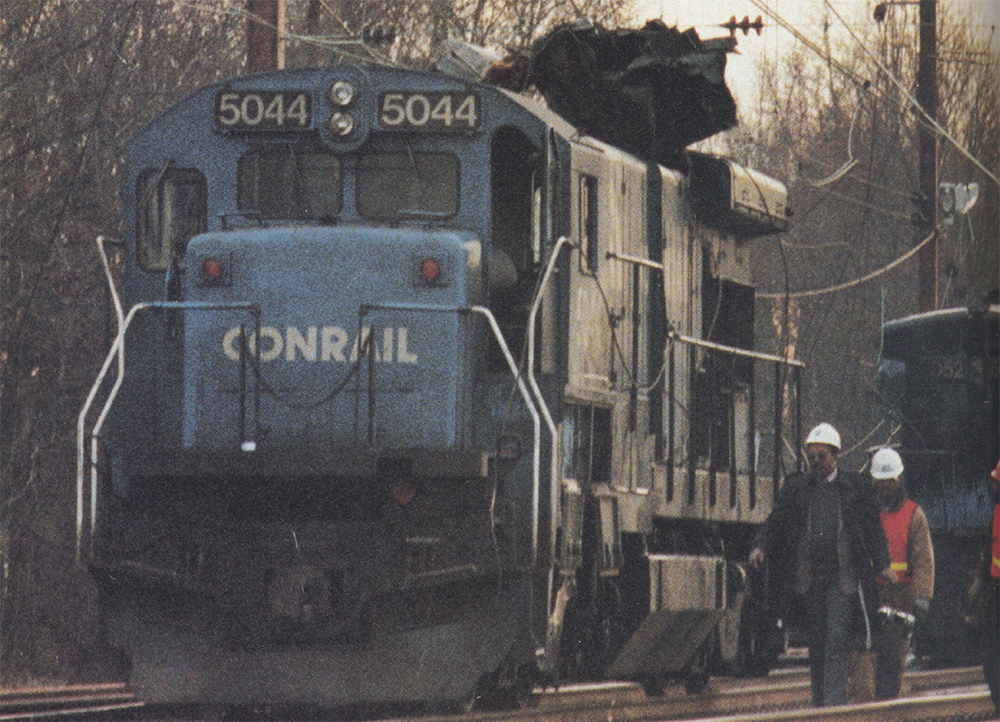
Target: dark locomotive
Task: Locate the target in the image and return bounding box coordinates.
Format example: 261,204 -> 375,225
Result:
875,303 -> 1000,666
77,28 -> 801,711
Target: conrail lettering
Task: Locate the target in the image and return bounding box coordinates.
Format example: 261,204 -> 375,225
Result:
222,325 -> 419,364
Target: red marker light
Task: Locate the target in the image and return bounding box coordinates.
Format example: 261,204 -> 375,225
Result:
420,258 -> 441,282
203,258 -> 224,281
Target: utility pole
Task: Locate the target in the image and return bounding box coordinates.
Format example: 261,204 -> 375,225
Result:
247,0 -> 285,74
916,0 -> 938,312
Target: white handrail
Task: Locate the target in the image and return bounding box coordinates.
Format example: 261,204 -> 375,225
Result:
89,238 -> 125,540
76,301 -> 150,562
76,299 -> 259,563
469,306 -> 543,566
526,236 -> 571,442
525,236 -> 572,564
667,330 -> 806,367
75,237 -> 125,562
360,301 -> 547,566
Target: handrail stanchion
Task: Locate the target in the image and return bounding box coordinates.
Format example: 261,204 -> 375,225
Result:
87,238 -> 127,549
469,306 -> 542,565
76,302 -> 149,563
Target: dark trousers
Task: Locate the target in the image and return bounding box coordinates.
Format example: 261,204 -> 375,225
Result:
806,582 -> 855,707
874,618 -> 908,700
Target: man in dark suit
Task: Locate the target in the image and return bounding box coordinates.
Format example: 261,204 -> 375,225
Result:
750,423 -> 893,707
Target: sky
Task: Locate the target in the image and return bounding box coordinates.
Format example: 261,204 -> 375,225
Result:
636,0 -> 1000,113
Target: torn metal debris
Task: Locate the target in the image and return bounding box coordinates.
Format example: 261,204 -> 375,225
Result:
436,20 -> 740,170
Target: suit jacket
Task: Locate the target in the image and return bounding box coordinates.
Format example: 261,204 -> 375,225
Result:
756,468 -> 891,625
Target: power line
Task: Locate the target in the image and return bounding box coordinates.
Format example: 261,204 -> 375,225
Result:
823,0 -> 998,186
757,229 -> 935,299
746,0 -> 870,87
178,0 -> 396,65
747,0 -> 998,186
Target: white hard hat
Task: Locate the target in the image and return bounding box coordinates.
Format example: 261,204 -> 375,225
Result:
805,423 -> 841,451
870,448 -> 904,480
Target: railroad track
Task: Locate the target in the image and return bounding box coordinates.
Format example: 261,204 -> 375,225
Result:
0,683 -> 141,721
394,666 -> 993,722
0,667 -> 990,721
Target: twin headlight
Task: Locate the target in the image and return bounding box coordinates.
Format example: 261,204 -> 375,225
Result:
329,81 -> 355,136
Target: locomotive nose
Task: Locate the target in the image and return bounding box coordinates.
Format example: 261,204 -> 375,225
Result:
183,226 -> 482,456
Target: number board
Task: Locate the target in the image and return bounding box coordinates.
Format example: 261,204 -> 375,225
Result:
215,91 -> 311,131
379,92 -> 480,131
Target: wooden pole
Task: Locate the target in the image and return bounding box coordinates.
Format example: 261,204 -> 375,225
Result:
916,0 -> 938,312
246,0 -> 282,73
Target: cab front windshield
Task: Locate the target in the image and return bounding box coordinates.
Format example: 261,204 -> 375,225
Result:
238,146 -> 459,221
137,146 -> 461,273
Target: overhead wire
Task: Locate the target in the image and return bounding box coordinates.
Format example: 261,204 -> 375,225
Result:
746,1 -> 993,310
178,0 -> 396,65
797,150 -> 915,200
743,3 -> 917,235
757,229 -> 936,299
747,0 -> 997,187
821,0 -> 999,186
802,99 -> 861,187
811,186 -> 914,221
746,0 -> 870,88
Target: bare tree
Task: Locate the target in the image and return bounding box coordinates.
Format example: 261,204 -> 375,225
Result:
934,2 -> 999,307
0,0 -> 245,684
284,0 -> 635,68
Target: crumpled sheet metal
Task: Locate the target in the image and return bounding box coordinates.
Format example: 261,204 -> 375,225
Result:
486,20 -> 739,169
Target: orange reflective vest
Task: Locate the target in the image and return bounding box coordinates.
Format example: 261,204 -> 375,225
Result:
991,503 -> 999,580
880,499 -> 918,584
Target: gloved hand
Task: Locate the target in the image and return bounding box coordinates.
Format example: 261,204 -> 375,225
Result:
879,567 -> 897,585
914,597 -> 931,618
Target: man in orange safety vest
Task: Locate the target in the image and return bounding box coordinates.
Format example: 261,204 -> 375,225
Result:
849,447 -> 934,702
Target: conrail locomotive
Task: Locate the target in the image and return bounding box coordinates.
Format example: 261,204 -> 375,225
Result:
78,34 -> 801,712
875,304 -> 999,665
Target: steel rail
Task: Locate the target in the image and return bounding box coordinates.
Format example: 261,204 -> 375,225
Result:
395,665 -> 990,722
683,689 -> 994,722
0,683 -> 140,721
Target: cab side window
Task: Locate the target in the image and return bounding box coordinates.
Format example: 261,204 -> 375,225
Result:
578,174 -> 599,273
137,167 -> 207,271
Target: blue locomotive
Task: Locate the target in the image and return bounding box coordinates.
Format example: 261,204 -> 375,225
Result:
876,303 -> 999,665
78,40 -> 798,711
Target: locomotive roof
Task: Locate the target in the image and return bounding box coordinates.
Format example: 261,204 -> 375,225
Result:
882,304 -> 1000,358
883,304 -> 1000,331
125,62 -> 578,156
